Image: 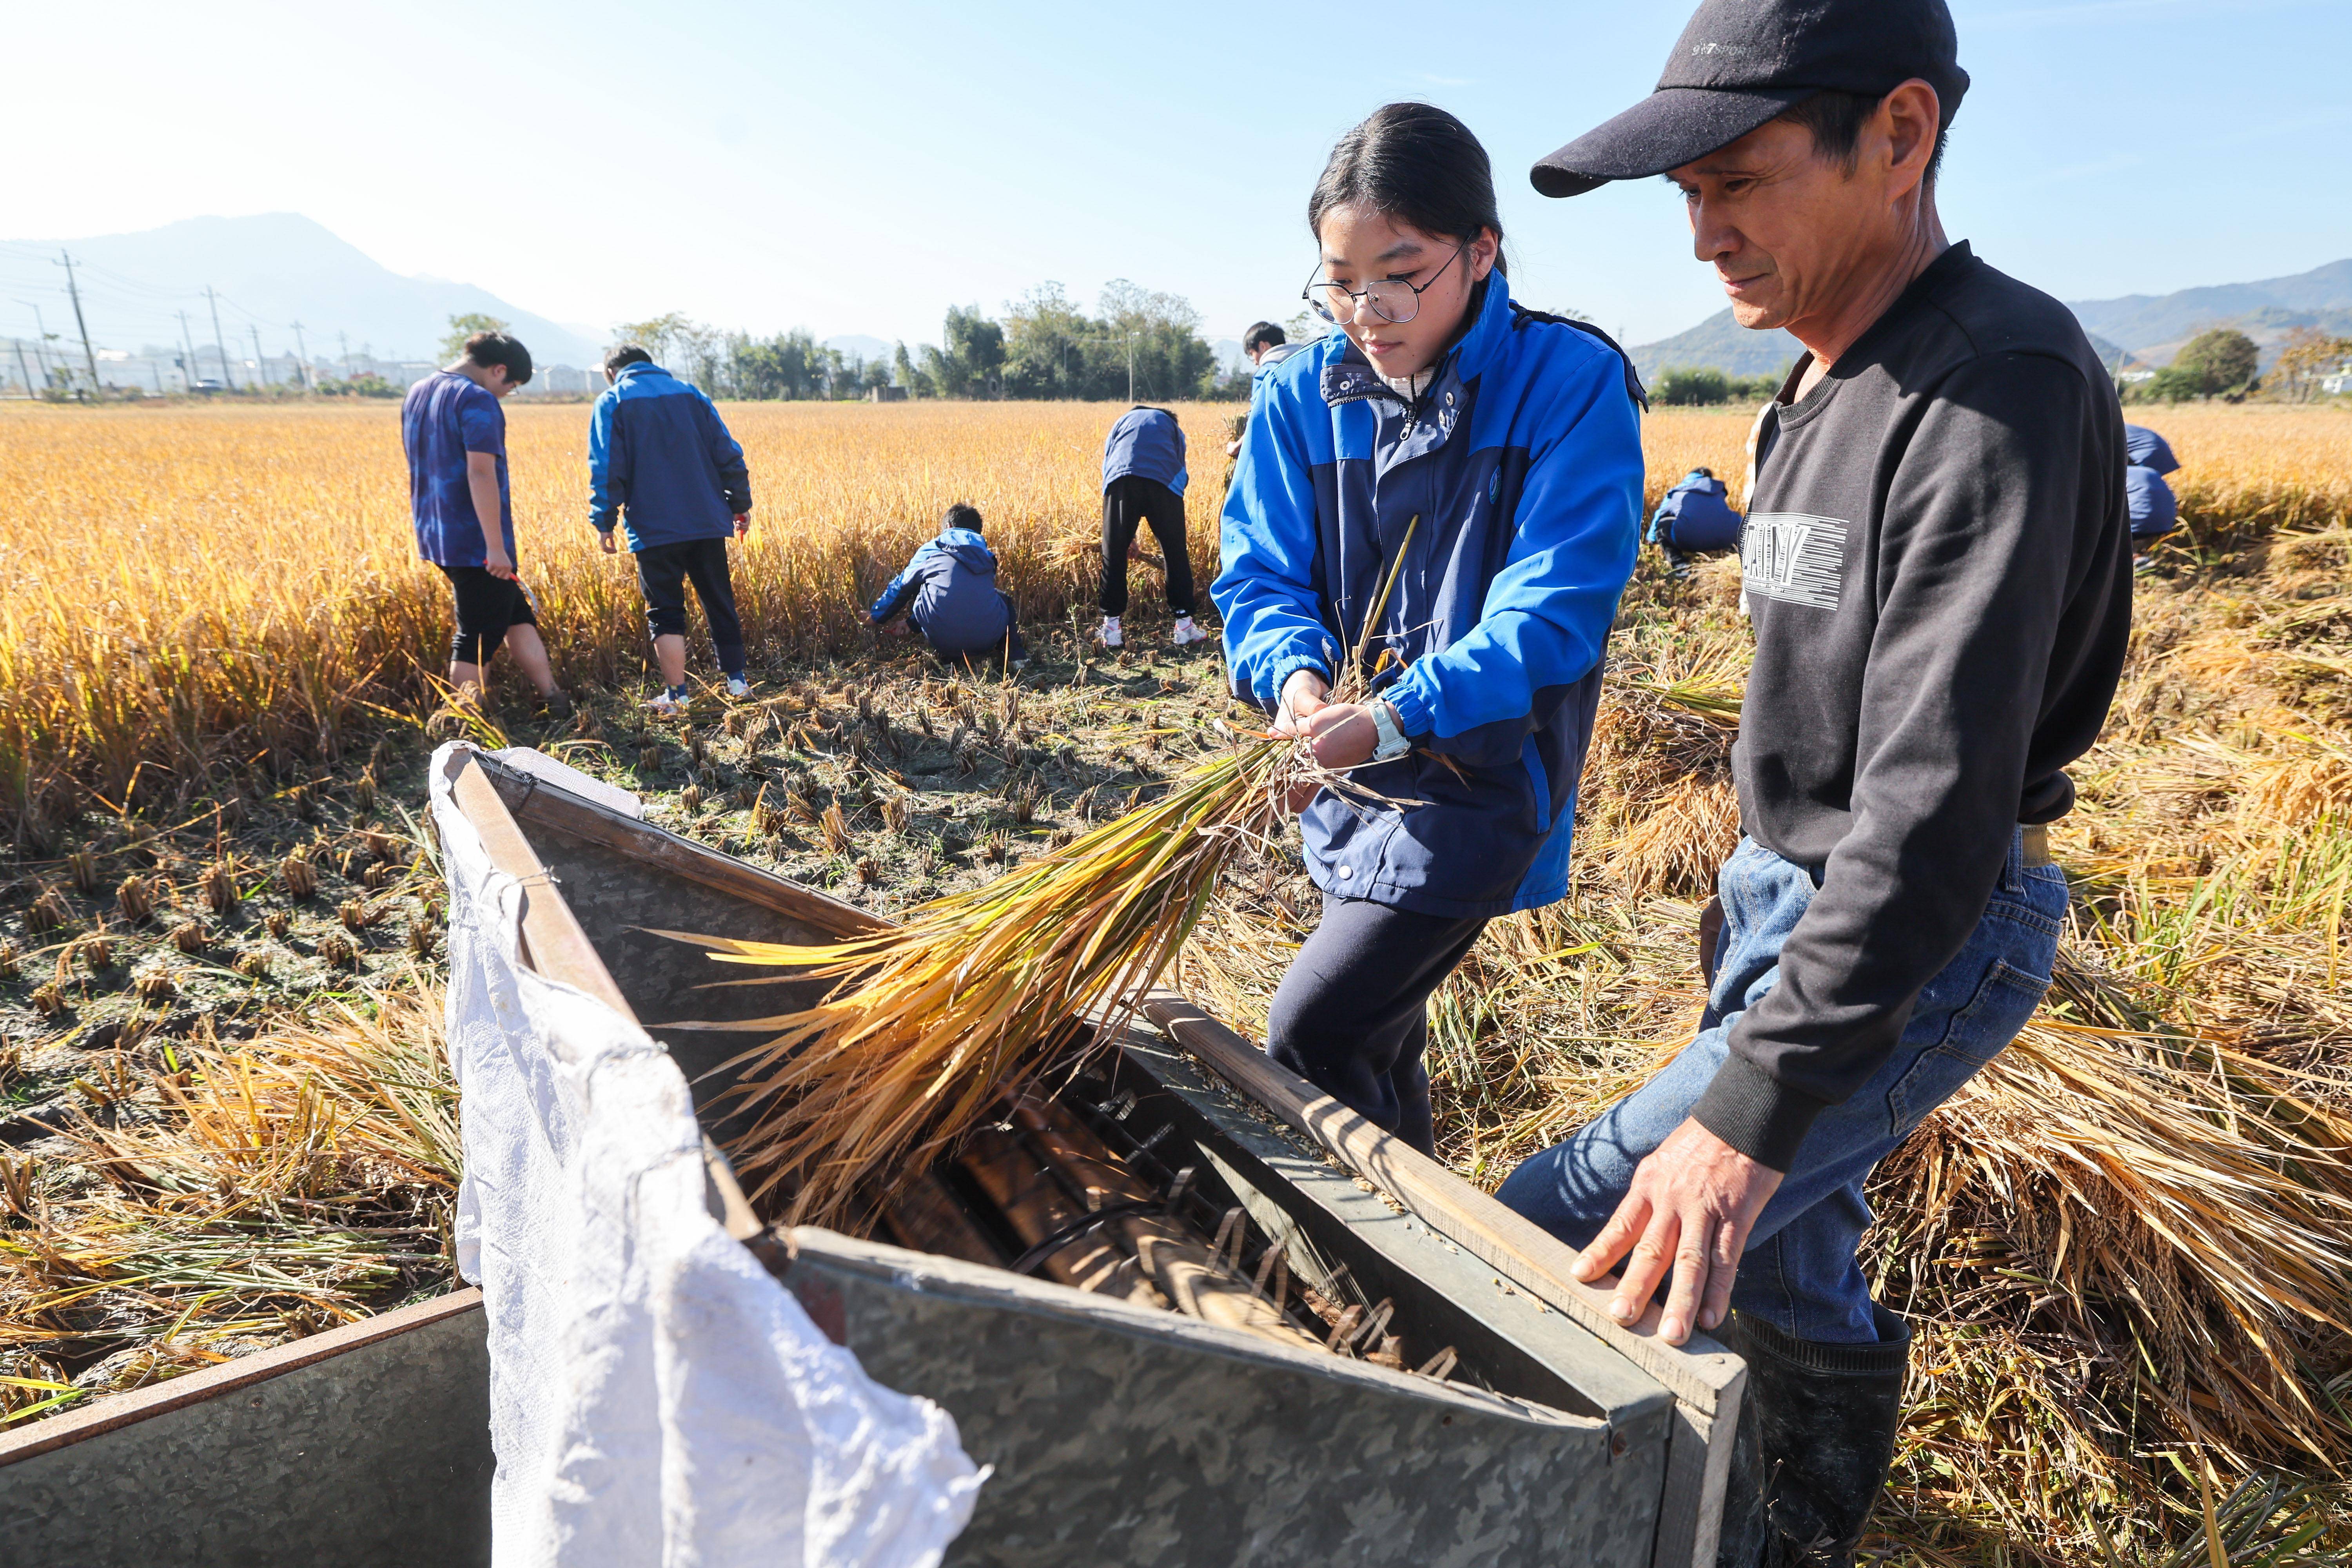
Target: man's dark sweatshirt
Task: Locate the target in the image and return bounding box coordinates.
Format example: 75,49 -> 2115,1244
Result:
1690,241 -> 2133,1171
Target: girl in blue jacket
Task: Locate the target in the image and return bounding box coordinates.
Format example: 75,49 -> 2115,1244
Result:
1214,103 -> 1644,1156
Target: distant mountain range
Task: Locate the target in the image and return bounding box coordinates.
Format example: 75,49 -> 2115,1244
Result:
2066,258 -> 2352,369
1629,312 -> 1804,382
5,214 -> 605,367
822,334 -> 897,364
1630,256 -> 2352,378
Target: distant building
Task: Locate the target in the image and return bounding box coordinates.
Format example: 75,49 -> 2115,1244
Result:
3,340 -> 191,395
2323,365 -> 2352,396
515,364 -> 600,397
868,385 -> 908,403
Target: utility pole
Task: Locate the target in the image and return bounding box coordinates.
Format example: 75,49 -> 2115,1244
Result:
249,324 -> 268,389
290,320 -> 312,389
337,330 -> 350,375
10,337 -> 35,399
178,310 -> 200,393
205,287 -> 236,391
56,251 -> 100,397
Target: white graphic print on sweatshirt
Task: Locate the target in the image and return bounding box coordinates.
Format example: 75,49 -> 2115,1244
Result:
1741,512 -> 1849,612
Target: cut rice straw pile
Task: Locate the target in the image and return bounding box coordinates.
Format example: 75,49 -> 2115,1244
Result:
0,982 -> 458,1423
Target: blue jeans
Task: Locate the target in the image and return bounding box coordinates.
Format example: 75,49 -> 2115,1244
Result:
1495,831 -> 2066,1344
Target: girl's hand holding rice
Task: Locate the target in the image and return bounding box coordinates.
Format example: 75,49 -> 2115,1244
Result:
1274,669 -> 1393,809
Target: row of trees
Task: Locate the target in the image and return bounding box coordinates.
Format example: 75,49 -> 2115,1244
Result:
1651,366 -> 1786,406
580,283 -> 1245,403
1652,325 -> 2352,412
436,305 -> 2352,410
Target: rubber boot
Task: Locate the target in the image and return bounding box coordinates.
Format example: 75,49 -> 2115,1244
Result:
1715,1304 -> 1910,1568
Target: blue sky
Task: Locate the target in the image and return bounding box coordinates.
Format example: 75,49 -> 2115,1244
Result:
10,0 -> 2349,350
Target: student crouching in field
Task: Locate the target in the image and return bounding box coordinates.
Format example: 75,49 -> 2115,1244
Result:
590,345 -> 755,718
1098,406 -> 1209,650
2126,423 -> 2181,569
868,504 -> 1028,668
1216,102 -> 1645,1159
402,330 -> 570,715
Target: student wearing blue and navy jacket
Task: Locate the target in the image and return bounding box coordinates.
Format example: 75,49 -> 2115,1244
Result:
1216,103 -> 1644,1156
589,346 -> 755,717
1098,407 -> 1210,650
867,504 -> 1028,666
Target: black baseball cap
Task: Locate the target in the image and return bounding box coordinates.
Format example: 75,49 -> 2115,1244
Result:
1530,0 -> 1968,198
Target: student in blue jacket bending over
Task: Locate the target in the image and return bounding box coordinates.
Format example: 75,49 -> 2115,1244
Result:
1216,103 -> 1644,1157
869,505 -> 1028,667
590,345 -> 755,717
1099,406 -> 1210,650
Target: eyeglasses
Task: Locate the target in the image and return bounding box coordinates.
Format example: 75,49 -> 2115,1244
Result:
1301,241 -> 1466,327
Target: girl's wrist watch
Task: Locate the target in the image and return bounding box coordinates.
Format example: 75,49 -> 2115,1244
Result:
1370,701 -> 1412,762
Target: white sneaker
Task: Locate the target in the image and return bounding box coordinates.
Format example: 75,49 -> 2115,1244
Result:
646,691 -> 686,719
726,676 -> 752,699
1097,616 -> 1123,649
1171,616 -> 1209,647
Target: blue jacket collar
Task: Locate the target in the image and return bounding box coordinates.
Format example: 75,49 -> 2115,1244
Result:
1319,269 -> 1515,411
614,361 -> 671,385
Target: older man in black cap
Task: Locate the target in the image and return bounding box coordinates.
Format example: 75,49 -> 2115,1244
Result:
1495,0 -> 2132,1561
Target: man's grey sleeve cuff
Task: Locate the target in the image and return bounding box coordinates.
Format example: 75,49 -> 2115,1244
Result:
1689,1051 -> 1827,1174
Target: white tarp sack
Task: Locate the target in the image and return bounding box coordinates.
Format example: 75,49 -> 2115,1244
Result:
429,741 -> 984,1568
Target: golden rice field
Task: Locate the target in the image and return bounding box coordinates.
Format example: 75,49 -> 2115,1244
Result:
0,400 -> 1234,838
3,397 -> 2341,843
2,396 -> 2350,1564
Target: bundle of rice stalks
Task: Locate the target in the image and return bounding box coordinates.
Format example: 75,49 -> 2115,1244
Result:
0,983 -> 458,1422
1879,1007 -> 2352,1453
661,731 -> 1301,1225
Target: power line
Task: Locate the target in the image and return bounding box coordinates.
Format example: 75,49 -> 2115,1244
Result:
212,290 -> 289,331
